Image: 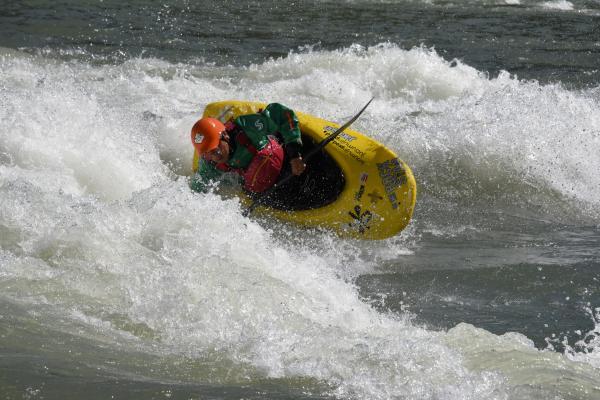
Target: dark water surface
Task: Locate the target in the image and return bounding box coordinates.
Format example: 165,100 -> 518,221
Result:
2,0 -> 599,86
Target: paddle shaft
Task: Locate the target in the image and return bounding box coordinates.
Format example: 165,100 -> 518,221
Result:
243,98 -> 374,217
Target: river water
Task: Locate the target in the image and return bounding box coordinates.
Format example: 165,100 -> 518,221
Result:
1,1 -> 600,399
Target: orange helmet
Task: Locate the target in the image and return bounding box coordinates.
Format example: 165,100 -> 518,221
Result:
190,117 -> 225,154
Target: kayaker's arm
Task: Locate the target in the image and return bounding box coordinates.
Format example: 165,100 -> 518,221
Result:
189,158 -> 230,192
263,103 -> 305,175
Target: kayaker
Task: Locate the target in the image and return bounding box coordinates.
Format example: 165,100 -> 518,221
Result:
189,103 -> 306,193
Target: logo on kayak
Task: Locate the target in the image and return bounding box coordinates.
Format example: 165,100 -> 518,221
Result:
255,119 -> 264,131
367,190 -> 383,204
377,158 -> 407,209
354,173 -> 369,201
194,133 -> 204,144
348,205 -> 373,234
323,126 -> 357,142
355,185 -> 365,201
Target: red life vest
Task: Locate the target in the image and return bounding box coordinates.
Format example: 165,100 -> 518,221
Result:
213,132 -> 285,193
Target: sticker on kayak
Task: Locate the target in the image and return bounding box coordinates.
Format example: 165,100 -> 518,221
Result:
323,126 -> 366,164
348,205 -> 373,234
354,185 -> 365,202
354,173 -> 369,201
367,189 -> 383,204
323,126 -> 357,142
377,158 -> 407,209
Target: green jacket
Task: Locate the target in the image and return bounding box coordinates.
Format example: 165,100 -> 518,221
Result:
190,103 -> 302,192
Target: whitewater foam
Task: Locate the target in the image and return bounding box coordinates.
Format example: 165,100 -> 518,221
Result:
540,0 -> 574,10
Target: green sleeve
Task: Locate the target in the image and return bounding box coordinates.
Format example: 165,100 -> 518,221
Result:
189,158 -> 226,193
263,103 -> 302,146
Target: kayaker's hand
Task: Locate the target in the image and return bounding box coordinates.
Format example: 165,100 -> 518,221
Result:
290,156 -> 306,176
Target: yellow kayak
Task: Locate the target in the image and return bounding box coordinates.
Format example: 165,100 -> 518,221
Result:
193,100 -> 417,240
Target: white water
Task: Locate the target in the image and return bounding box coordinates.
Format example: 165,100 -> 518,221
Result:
2,45 -> 600,398
540,0 -> 575,10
